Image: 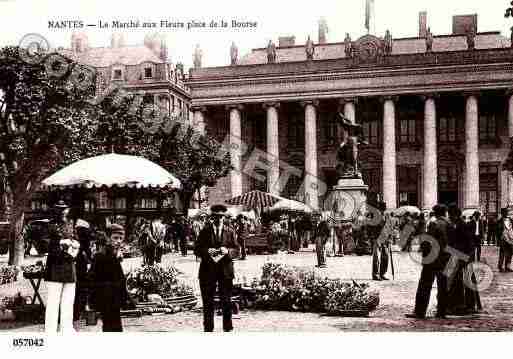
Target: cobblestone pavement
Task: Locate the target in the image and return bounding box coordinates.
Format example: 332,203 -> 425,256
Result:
1,246 -> 513,332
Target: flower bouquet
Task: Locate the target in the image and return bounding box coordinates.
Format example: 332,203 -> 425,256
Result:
60,238 -> 80,258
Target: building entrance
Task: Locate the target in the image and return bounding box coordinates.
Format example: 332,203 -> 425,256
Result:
439,191 -> 458,206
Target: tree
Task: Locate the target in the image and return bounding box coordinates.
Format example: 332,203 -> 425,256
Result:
159,116 -> 232,211
0,46 -> 100,265
0,47 -> 160,265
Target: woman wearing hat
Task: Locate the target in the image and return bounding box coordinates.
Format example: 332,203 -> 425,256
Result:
44,200 -> 80,333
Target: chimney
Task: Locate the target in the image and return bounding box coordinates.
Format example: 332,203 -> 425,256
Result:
278,36 -> 295,47
452,14 -> 478,35
419,11 -> 427,38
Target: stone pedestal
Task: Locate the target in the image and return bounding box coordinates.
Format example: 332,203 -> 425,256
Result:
326,177 -> 368,223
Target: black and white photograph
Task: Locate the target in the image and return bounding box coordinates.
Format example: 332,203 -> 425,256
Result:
1,0 -> 513,352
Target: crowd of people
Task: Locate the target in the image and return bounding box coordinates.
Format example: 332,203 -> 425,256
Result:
405,203 -> 513,319
38,196 -> 513,332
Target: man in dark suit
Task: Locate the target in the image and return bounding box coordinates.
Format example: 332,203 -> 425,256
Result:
369,201 -> 390,281
406,204 -> 449,319
194,204 -> 240,332
470,211 -> 485,262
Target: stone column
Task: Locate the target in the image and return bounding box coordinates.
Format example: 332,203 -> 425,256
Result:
265,103 -> 280,195
228,104 -> 243,198
303,100 -> 319,210
382,97 -> 397,209
464,94 -> 480,210
423,95 -> 438,211
507,93 -> 513,206
342,98 -> 357,124
192,106 -> 206,135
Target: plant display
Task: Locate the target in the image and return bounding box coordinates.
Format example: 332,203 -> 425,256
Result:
0,265 -> 19,285
126,265 -> 193,300
251,263 -> 379,315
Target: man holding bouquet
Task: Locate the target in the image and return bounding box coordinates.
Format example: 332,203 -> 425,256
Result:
44,200 -> 80,333
194,204 -> 240,332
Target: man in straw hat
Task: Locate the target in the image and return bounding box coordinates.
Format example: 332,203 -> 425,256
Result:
194,204 -> 240,332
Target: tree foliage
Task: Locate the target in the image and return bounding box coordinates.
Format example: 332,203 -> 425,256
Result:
159,117 -> 232,210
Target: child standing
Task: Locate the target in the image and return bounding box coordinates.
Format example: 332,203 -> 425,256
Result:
90,224 -> 128,332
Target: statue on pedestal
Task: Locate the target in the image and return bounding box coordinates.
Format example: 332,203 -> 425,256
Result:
305,36 -> 315,60
344,33 -> 353,58
384,30 -> 393,55
230,42 -> 238,65
426,27 -> 433,53
335,113 -> 367,179
193,44 -> 202,68
267,40 -> 277,63
466,29 -> 476,50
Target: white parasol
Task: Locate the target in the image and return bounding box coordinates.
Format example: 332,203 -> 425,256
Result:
270,198 -> 313,213
42,153 -> 181,189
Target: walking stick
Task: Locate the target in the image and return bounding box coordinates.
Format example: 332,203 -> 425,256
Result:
389,242 -> 395,280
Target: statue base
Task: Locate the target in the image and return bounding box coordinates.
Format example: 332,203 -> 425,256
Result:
326,177 -> 368,223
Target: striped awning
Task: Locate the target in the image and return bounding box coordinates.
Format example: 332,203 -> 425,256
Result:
225,190 -> 282,210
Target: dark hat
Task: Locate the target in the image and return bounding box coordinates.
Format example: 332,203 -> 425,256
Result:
210,204 -> 228,216
109,223 -> 125,235
54,200 -> 69,209
432,204 -> 448,217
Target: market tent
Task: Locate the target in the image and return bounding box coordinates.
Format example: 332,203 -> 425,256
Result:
225,190 -> 282,211
269,198 -> 313,213
42,153 -> 181,189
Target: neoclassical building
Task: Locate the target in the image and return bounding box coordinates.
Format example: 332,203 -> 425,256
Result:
188,13 -> 513,217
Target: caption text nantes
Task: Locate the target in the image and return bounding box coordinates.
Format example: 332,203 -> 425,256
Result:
48,19 -> 258,30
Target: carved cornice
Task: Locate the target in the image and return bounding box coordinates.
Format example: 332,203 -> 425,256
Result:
188,48 -> 513,82
419,93 -> 440,101
380,95 -> 399,103
262,102 -> 280,109
225,104 -> 244,111
339,97 -> 359,106
191,105 -> 208,112
300,100 -> 320,108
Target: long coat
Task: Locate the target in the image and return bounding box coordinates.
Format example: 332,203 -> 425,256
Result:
90,251 -> 128,313
44,221 -> 76,283
194,223 -> 240,281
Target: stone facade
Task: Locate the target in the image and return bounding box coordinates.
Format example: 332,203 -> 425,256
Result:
187,14 -> 513,216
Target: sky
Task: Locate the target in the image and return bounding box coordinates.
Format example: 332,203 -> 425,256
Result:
0,0 -> 512,70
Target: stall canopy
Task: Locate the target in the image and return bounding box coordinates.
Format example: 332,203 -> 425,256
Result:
225,190 -> 282,211
269,198 -> 313,213
42,153 -> 181,189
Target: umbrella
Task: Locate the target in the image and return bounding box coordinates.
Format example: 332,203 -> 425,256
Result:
269,198 -> 313,213
394,205 -> 421,217
225,190 -> 282,211
42,153 -> 181,189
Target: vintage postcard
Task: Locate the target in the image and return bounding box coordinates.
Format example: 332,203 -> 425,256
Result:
1,0 -> 513,355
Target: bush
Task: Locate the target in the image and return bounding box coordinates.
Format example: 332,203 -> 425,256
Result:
0,265 -> 19,285
252,263 -> 379,315
126,265 -> 193,300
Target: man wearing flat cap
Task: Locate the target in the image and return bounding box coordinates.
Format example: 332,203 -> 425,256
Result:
194,204 -> 240,332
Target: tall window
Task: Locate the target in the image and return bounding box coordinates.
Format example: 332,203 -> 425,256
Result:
399,118 -> 417,145
144,67 -> 153,78
438,117 -> 457,143
323,116 -> 337,146
112,68 -> 123,80
439,166 -> 458,188
362,120 -> 381,146
287,115 -> 304,149
479,164 -> 498,216
398,166 -> 419,206
479,115 -> 497,144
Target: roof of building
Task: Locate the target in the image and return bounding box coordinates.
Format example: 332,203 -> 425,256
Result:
239,32 -> 510,65
60,45 -> 164,68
